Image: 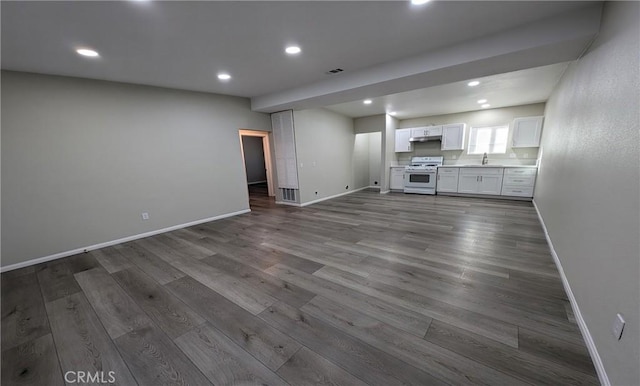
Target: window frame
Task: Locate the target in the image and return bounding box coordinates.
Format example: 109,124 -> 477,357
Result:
467,124 -> 509,155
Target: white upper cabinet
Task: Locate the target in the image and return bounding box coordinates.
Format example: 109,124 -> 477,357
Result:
512,116 -> 543,148
441,123 -> 466,150
409,126 -> 442,138
395,128 -> 413,152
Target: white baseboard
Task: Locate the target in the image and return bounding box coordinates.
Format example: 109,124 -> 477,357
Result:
532,199 -> 610,386
299,186 -> 370,207
275,201 -> 301,207
368,185 -> 381,190
379,190 -> 391,194
0,209 -> 251,273
247,180 -> 267,185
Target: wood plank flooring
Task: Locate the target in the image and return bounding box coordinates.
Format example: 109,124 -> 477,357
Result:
1,186 -> 599,385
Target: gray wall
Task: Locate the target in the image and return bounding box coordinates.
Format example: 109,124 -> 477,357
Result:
352,133 -> 370,190
534,2 -> 639,385
241,136 -> 267,184
354,114 -> 385,134
399,103 -> 545,165
2,71 -> 271,268
368,132 -> 382,187
293,108 -> 368,204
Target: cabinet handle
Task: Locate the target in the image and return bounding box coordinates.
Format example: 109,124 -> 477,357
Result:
513,190 -> 522,193
480,176 -> 483,182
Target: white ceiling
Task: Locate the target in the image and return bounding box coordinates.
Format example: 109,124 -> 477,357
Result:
2,1 -> 601,118
325,62 -> 570,119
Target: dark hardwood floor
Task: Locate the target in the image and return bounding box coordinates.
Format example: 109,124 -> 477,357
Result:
1,188 -> 599,385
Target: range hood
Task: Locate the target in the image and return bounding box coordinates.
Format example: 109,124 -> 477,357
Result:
408,126 -> 443,142
409,134 -> 442,142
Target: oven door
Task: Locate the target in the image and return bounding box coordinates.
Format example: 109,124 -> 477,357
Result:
404,171 -> 436,189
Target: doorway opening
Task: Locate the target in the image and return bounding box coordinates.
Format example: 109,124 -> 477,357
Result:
239,130 -> 275,208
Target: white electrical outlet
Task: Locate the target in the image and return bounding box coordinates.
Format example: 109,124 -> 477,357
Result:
141,212 -> 149,220
613,313 -> 625,340
509,153 -> 516,158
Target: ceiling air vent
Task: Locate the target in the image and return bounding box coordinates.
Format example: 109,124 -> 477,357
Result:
325,68 -> 344,75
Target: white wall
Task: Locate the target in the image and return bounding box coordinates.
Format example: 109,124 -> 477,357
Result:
534,2 -> 639,385
292,108 -> 367,204
241,136 -> 267,183
353,115 -> 383,187
1,71 -> 271,268
381,114 -> 399,192
398,103 -> 545,165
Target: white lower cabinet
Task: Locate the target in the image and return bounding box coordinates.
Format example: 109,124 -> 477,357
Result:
457,168 -> 504,195
501,168 -> 536,197
478,174 -> 503,195
390,167 -> 406,190
436,167 -> 459,192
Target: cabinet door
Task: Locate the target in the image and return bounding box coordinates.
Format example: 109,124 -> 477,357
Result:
458,175 -> 479,193
478,175 -> 503,195
410,127 -> 426,138
390,169 -> 405,190
395,129 -> 413,152
441,123 -> 465,150
437,174 -> 459,192
428,126 -> 443,137
512,116 -> 543,148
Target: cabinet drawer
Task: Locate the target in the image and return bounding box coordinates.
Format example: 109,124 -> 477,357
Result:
438,168 -> 459,174
460,167 -> 503,175
503,175 -> 535,186
501,186 -> 534,197
505,168 -> 536,176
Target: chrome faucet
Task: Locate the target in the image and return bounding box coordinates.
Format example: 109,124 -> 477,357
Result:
482,152 -> 488,165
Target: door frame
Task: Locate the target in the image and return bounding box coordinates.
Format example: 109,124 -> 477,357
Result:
239,129 -> 275,197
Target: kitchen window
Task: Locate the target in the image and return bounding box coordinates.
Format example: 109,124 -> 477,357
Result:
468,125 -> 509,154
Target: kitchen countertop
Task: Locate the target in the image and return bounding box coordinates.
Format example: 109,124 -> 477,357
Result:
438,165 -> 537,168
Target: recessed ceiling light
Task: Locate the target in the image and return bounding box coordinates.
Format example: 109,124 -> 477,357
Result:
411,0 -> 430,4
76,48 -> 99,57
285,46 -> 301,55
217,73 -> 231,80
468,81 -> 480,87
481,104 -> 491,108
477,99 -> 487,104
363,99 -> 372,105
389,111 -> 397,116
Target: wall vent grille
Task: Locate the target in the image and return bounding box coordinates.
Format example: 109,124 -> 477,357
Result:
281,188 -> 297,202
325,68 -> 344,75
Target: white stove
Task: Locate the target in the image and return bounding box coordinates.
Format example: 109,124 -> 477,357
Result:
404,156 -> 443,195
